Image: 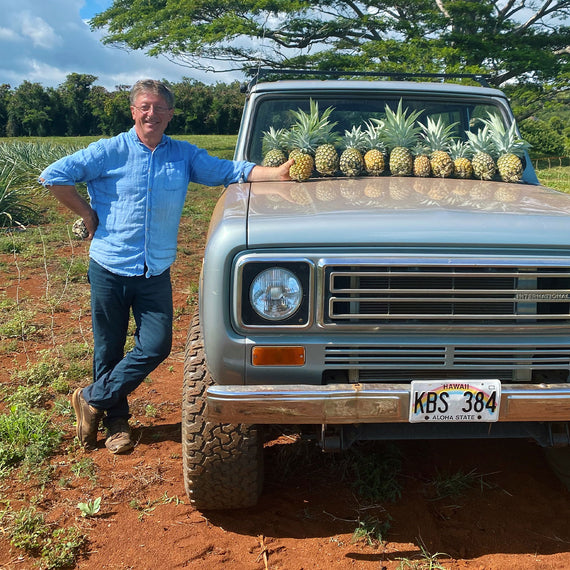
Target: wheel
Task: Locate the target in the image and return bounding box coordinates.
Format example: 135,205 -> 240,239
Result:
182,310 -> 263,509
544,446 -> 570,491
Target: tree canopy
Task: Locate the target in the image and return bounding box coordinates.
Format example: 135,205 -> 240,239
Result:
91,0 -> 570,87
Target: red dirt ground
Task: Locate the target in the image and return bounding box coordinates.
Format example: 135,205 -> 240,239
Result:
1,213 -> 569,570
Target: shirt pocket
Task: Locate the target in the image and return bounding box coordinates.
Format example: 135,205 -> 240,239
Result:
161,161 -> 187,191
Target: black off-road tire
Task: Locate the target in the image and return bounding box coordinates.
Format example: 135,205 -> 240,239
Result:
182,311 -> 263,509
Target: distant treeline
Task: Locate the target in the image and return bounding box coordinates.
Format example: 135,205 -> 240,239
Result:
0,73 -> 245,138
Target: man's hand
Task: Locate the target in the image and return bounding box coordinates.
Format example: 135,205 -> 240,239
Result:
248,158 -> 294,182
45,184 -> 99,239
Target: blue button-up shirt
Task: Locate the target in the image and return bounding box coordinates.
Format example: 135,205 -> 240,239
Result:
39,128 -> 255,277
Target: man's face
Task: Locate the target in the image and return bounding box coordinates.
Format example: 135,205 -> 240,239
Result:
130,91 -> 174,142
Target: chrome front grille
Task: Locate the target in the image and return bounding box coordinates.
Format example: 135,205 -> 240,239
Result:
322,259 -> 570,329
323,345 -> 570,383
324,345 -> 570,368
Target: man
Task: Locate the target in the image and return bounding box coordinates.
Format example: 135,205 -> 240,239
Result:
39,79 -> 292,454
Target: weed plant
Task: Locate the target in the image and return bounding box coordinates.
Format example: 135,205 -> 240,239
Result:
349,443 -> 403,503
0,407 -> 61,472
1,505 -> 85,569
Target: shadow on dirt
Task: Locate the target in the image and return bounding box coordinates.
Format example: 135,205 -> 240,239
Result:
136,422 -> 182,445
202,438 -> 570,560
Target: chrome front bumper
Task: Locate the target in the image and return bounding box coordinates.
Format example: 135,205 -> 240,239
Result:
206,383 -> 570,424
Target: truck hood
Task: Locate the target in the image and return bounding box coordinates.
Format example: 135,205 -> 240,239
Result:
245,177 -> 570,249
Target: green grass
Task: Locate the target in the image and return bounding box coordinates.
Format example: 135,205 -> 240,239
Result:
535,163 -> 570,193
0,407 -> 61,471
1,506 -> 85,568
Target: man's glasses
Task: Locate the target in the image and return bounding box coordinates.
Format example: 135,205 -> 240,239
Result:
132,104 -> 172,114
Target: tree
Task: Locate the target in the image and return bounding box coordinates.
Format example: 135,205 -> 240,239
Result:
7,82 -> 51,137
90,0 -> 570,87
0,84 -> 11,137
58,73 -> 98,136
169,79 -> 214,134
88,85 -> 132,136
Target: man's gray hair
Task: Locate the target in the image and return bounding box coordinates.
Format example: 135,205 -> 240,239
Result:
130,79 -> 175,108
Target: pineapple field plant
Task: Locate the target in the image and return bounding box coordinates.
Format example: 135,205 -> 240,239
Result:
466,125 -> 497,181
261,126 -> 288,167
482,112 -> 531,183
362,121 -> 386,176
382,100 -> 422,176
420,116 -> 456,178
339,126 -> 366,177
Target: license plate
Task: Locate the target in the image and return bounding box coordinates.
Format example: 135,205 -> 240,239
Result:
409,380 -> 501,423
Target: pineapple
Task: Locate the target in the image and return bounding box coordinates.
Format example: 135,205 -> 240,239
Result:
314,139 -> 340,177
288,99 -> 336,181
288,99 -> 338,180
483,112 -> 531,183
362,120 -> 386,176
382,100 -> 422,176
339,126 -> 366,177
420,116 -> 456,178
466,125 -> 497,180
261,126 -> 288,167
449,140 -> 473,179
412,143 -> 432,178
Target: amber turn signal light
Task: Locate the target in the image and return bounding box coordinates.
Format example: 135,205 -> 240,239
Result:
251,346 -> 305,366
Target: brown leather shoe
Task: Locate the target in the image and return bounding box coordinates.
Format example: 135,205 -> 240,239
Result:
105,418 -> 134,454
71,388 -> 103,449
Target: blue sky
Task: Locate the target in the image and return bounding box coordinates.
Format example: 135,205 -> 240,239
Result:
0,0 -> 240,90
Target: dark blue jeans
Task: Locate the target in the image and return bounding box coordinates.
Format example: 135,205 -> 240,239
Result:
83,260 -> 173,425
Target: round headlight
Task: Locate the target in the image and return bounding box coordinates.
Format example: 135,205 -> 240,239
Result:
250,267 -> 303,321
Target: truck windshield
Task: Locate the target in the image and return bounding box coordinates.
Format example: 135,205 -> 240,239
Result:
247,94 -> 506,165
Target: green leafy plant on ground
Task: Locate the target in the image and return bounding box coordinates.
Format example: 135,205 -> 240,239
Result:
77,496 -> 102,517
351,515 -> 392,547
397,540 -> 449,569
0,407 -> 61,472
350,443 -> 404,503
1,506 -> 85,569
425,468 -> 494,501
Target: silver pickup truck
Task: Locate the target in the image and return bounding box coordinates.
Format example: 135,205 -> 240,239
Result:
182,72 -> 570,509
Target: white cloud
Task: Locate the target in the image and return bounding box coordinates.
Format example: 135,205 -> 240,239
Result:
19,11 -> 62,49
0,0 -> 241,90
0,28 -> 19,42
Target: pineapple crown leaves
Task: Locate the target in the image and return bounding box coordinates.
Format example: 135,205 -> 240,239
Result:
382,99 -> 423,150
481,111 -> 531,158
363,120 -> 386,152
342,125 -> 368,152
411,141 -> 431,157
420,116 -> 458,152
448,139 -> 470,160
288,98 -> 338,154
261,126 -> 288,154
466,125 -> 497,157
